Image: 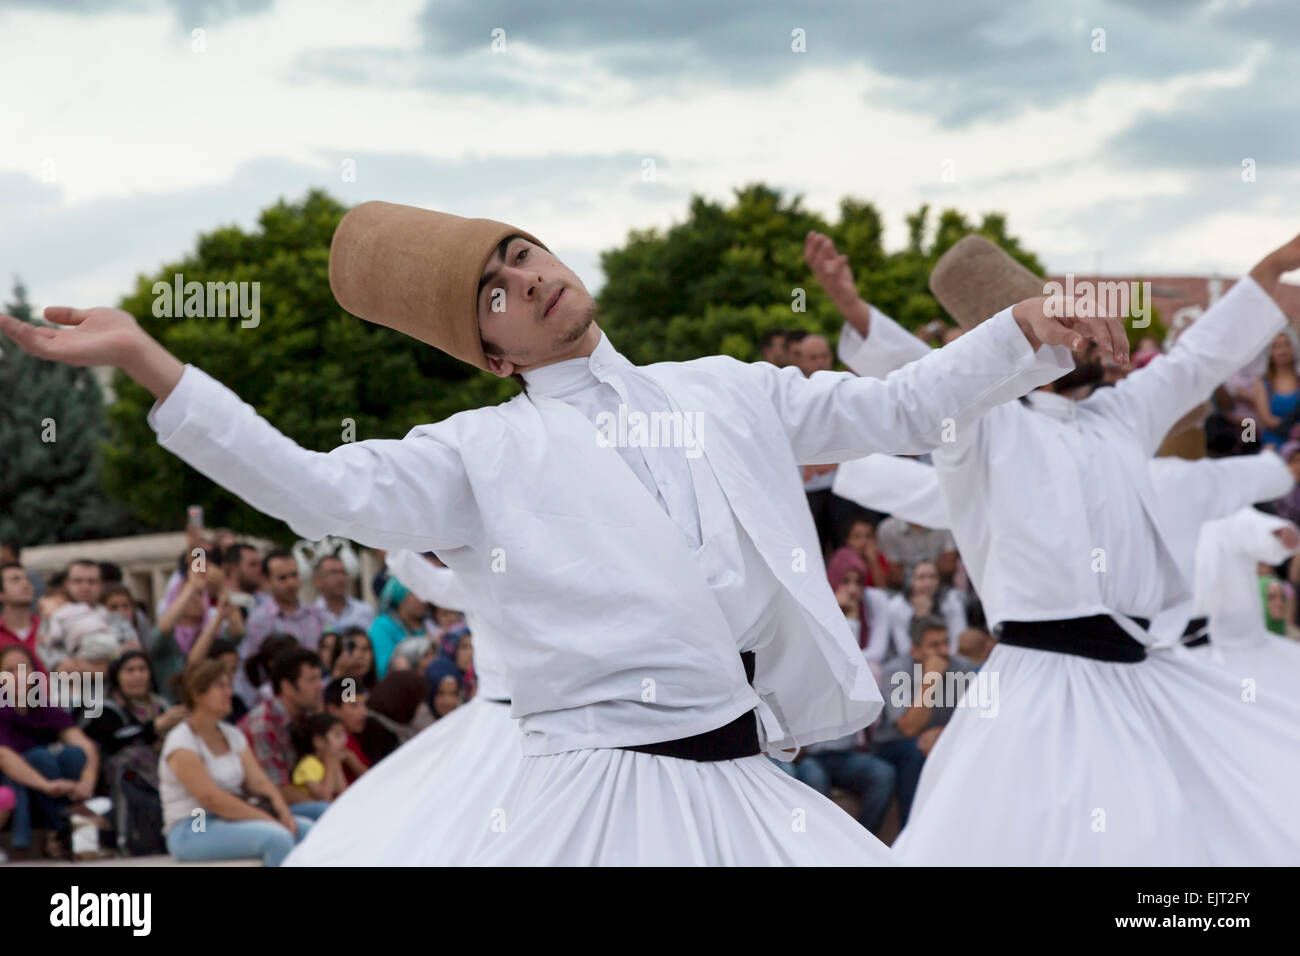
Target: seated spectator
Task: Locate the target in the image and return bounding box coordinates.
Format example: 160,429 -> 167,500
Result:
222,542 -> 268,625
368,577 -> 430,679
159,660 -> 313,866
1252,331 -> 1300,449
1261,576 -> 1300,639
452,632 -> 477,699
0,538 -> 44,604
318,631 -> 341,675
872,615 -> 975,826
876,517 -> 958,589
236,648 -> 330,821
331,626 -> 377,691
827,547 -> 891,659
842,518 -> 890,589
238,632 -> 301,711
290,713 -> 349,803
387,635 -> 436,675
102,584 -> 147,649
241,550 -> 325,668
424,659 -> 466,722
886,560 -> 968,659
1,561 -> 45,672
324,677 -> 393,774
758,329 -> 792,367
203,637 -> 248,723
312,555 -> 375,634
367,671 -> 434,745
0,644 -> 100,858
40,559 -> 122,673
776,732 -> 896,836
35,570 -> 68,629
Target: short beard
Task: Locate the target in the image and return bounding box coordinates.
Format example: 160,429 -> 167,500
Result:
1051,357 -> 1105,395
552,300 -> 597,352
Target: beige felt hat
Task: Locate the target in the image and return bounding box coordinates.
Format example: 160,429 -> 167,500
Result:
329,201 -> 546,370
929,235 -> 1045,330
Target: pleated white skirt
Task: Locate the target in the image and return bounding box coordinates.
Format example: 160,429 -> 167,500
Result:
893,643 -> 1300,866
467,747 -> 896,866
1187,633 -> 1300,703
284,697 -> 521,866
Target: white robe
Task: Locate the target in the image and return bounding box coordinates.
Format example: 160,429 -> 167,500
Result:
1188,507 -> 1300,693
148,307 -> 1067,865
837,280 -> 1300,865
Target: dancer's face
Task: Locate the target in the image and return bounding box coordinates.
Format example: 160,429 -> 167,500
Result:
477,236 -> 598,376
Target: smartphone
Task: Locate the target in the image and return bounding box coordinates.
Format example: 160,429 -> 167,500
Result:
186,504 -> 204,528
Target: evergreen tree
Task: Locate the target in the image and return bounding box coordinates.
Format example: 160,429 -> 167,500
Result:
0,278 -> 135,546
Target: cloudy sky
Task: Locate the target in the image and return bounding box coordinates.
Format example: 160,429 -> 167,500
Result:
2,0 -> 1297,311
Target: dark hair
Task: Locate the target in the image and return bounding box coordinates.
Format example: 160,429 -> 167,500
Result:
180,659 -> 228,708
269,647 -> 322,696
208,637 -> 238,659
314,554 -> 345,573
758,330 -> 788,350
108,649 -> 155,696
784,329 -> 808,344
103,583 -> 133,605
262,549 -> 296,578
98,561 -> 124,585
222,542 -> 257,568
0,538 -> 21,559
369,671 -> 430,725
0,562 -> 26,594
48,570 -> 67,593
324,676 -> 366,709
244,632 -> 300,688
909,614 -> 949,647
0,642 -> 37,671
65,558 -> 100,576
291,712 -> 342,758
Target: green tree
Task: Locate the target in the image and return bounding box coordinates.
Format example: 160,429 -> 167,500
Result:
597,185 -> 1051,364
0,279 -> 135,546
103,190 -> 517,544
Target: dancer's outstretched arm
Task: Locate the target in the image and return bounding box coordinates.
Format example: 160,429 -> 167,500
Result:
804,231 -> 930,379
384,550 -> 468,611
747,296 -> 1123,462
0,308 -> 478,553
1100,236 -> 1300,455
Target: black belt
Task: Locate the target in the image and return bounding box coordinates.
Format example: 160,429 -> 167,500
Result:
997,615 -> 1149,663
1181,616 -> 1210,648
484,697 -> 511,705
622,651 -> 759,762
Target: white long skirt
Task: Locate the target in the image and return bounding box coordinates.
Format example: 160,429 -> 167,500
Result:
284,698 -> 521,866
467,748 -> 896,866
1187,633 -> 1300,702
892,643 -> 1300,866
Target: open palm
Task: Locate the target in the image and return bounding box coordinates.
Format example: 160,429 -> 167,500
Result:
0,306 -> 142,368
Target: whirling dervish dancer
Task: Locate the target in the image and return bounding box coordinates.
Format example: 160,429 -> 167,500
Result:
285,550 -> 519,865
805,228 -> 1300,865
1189,506 -> 1300,692
0,200 -> 1115,865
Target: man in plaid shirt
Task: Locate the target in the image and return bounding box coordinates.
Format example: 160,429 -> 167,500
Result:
238,646 -> 330,820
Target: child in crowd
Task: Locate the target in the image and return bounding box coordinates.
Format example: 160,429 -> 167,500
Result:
291,713 -> 350,803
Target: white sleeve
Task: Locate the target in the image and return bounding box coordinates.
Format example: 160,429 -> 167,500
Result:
148,365 -> 480,553
832,455 -> 950,529
384,551 -> 470,610
837,307 -> 932,380
749,309 -> 1072,463
1099,277 -> 1286,455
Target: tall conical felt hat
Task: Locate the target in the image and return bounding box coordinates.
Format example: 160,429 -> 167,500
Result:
929,235 -> 1045,331
329,201 -> 546,370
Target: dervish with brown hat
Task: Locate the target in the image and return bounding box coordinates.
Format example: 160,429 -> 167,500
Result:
1,200 -> 1125,865
806,227 -> 1300,866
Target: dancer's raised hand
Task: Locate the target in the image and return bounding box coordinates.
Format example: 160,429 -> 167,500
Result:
1250,233 -> 1300,304
0,305 -> 185,399
804,231 -> 871,332
1011,296 -> 1130,365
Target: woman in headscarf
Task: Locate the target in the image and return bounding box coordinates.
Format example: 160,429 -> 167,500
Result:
826,546 -> 893,681
367,577 -> 429,679
367,670 -> 434,745
422,659 -> 465,721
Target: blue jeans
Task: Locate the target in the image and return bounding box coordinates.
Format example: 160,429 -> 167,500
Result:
872,738 -> 927,826
287,800 -> 330,821
0,745 -> 87,849
166,815 -> 314,867
774,750 -> 897,834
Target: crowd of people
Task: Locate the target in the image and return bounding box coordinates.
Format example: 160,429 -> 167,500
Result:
0,534 -> 471,863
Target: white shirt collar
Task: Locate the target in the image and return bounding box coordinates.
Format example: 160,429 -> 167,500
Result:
1025,389 -> 1077,424
521,330 -> 627,398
